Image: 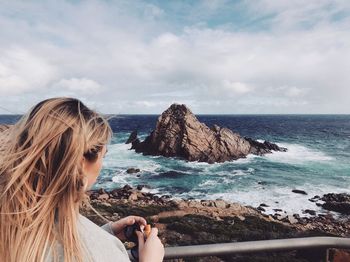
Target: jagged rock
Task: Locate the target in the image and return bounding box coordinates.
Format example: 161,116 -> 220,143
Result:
274,213 -> 287,221
137,184 -> 147,190
188,200 -> 203,209
273,209 -> 283,212
126,168 -> 140,174
257,206 -> 266,212
123,185 -> 133,191
322,193 -> 350,202
128,192 -> 138,201
292,189 -> 308,195
245,137 -> 287,155
125,130 -> 138,144
98,193 -> 109,201
321,193 -> 350,215
286,215 -> 298,224
213,200 -> 228,209
259,203 -> 269,207
127,104 -> 287,163
309,195 -> 321,202
303,209 -> 316,216
98,188 -> 107,195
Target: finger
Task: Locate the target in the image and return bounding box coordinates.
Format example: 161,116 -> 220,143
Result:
140,224 -> 145,231
126,217 -> 135,225
131,216 -> 147,226
136,231 -> 145,251
149,227 -> 158,237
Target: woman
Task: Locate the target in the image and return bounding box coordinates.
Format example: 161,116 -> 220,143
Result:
0,98 -> 164,262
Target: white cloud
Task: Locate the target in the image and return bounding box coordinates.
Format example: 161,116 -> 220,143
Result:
52,78 -> 103,94
0,47 -> 57,95
285,86 -> 307,97
222,81 -> 252,94
0,0 -> 349,114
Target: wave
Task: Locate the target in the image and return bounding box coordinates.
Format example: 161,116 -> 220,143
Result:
186,184 -> 350,216
264,143 -> 333,164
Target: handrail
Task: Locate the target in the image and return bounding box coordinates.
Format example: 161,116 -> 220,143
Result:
128,237 -> 350,260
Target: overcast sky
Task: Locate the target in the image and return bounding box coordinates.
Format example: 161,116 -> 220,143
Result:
0,0 -> 349,114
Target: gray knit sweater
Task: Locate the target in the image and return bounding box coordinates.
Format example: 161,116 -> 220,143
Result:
45,214 -> 131,262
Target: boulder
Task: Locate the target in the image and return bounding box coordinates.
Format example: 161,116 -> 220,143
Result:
213,199 -> 228,209
321,193 -> 350,215
126,168 -> 140,174
292,189 -> 308,195
259,203 -> 269,207
127,104 -> 287,163
286,215 -> 298,224
128,192 -> 138,201
98,193 -> 109,201
303,209 -> 316,216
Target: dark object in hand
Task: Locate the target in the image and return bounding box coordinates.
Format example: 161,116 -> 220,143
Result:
124,224 -> 141,260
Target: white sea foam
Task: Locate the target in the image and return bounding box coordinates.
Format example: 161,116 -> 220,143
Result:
103,143 -> 161,172
264,143 -> 333,164
199,180 -> 218,187
187,183 -> 350,216
111,172 -> 130,184
101,141 -> 344,215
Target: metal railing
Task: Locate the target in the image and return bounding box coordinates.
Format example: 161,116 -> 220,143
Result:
128,237 -> 350,261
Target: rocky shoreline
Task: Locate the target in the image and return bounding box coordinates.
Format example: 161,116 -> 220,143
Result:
82,185 -> 350,262
2,121 -> 350,260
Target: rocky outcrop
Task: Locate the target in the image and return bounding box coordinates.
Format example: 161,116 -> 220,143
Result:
321,193 -> 350,215
83,186 -> 350,262
292,189 -> 308,195
126,104 -> 287,163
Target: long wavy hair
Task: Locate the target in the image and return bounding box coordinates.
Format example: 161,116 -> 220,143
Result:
0,98 -> 112,262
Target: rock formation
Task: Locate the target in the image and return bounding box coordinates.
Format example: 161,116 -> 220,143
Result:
321,193 -> 350,215
126,104 -> 287,163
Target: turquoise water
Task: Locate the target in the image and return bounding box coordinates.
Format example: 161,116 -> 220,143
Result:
96,115 -> 350,216
2,114 -> 350,215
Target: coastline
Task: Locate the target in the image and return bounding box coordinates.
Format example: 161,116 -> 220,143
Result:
1,120 -> 350,260
82,185 -> 350,261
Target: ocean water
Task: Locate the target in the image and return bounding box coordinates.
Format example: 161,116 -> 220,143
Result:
2,114 -> 350,216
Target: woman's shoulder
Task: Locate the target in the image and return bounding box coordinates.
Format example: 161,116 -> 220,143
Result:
77,214 -> 130,261
45,214 -> 130,262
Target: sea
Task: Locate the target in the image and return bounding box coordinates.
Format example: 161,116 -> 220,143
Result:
1,114 -> 350,216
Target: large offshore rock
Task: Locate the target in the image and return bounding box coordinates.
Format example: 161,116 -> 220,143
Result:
126,104 -> 286,163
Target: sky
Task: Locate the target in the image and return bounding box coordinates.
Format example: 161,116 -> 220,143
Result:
0,0 -> 349,114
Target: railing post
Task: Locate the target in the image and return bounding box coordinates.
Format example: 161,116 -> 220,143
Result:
324,248 -> 329,262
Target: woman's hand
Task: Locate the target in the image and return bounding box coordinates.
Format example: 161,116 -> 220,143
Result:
110,216 -> 147,241
136,228 -> 164,262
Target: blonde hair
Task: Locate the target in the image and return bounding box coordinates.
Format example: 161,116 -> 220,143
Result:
0,98 -> 112,262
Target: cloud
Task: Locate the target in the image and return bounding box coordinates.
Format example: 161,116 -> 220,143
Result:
52,78 -> 103,94
222,81 -> 252,94
0,0 -> 349,114
0,47 -> 57,95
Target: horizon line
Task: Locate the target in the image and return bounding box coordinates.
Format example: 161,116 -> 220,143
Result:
1,113 -> 350,116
